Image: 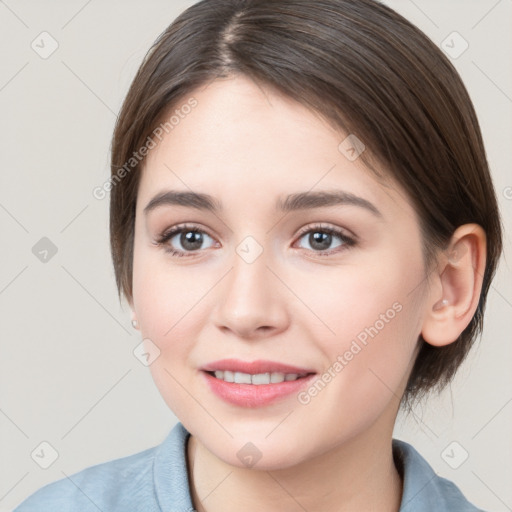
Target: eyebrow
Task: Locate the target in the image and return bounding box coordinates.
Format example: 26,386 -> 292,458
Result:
143,190 -> 382,217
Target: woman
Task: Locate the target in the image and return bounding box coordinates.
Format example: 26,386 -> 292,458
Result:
14,0 -> 502,510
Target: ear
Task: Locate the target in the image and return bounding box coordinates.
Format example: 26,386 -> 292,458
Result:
421,224 -> 486,347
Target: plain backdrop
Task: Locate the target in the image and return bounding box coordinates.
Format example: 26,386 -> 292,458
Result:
1,1 -> 511,511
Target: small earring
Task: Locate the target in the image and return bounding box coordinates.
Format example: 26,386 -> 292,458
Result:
433,298 -> 450,311
131,319 -> 138,328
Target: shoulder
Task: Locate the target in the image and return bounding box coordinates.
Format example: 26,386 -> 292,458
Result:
13,444 -> 159,512
393,439 -> 486,512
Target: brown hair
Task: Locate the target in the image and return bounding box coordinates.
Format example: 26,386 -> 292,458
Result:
109,0 -> 502,405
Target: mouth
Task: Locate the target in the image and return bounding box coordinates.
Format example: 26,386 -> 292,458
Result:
201,358 -> 315,375
200,359 -> 317,407
205,370 -> 311,385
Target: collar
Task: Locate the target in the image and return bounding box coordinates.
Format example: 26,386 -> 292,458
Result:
152,422 -> 477,512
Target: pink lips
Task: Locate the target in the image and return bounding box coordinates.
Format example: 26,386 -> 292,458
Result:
201,358 -> 314,375
200,358 -> 316,408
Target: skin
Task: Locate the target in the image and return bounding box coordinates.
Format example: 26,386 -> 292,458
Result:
129,75 -> 486,512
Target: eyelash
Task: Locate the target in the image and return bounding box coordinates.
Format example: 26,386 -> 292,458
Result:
154,223 -> 356,258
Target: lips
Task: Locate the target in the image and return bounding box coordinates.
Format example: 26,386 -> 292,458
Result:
201,358 -> 315,375
200,358 -> 317,408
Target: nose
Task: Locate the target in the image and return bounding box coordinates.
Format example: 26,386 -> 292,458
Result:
211,247 -> 290,340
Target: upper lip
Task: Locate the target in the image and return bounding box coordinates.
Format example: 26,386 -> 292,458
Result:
201,359 -> 316,375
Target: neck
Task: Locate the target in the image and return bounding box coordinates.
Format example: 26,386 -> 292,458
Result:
186,423 -> 403,512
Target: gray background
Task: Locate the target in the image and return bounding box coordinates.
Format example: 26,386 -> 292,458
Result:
1,1 -> 510,510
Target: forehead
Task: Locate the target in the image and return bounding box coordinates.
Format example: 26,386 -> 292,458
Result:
138,75 -> 412,218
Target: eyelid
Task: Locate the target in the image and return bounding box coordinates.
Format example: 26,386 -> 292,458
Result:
295,222 -> 356,241
156,222 -> 214,242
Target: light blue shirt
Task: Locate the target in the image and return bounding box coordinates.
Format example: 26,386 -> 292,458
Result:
13,422 -> 485,511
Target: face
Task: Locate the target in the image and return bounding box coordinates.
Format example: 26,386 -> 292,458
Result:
132,75 -> 429,470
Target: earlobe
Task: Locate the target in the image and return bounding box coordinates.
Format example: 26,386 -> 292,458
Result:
421,224 -> 486,347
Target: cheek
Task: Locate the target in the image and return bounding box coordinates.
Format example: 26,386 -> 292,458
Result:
132,265 -> 200,418
293,253 -> 426,425
292,252 -> 424,350
132,235 -> 214,336
131,248 -> 226,412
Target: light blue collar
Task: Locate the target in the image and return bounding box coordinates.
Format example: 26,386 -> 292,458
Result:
153,422 -> 482,511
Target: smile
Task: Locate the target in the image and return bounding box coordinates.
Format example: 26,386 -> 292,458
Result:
209,370 -> 308,384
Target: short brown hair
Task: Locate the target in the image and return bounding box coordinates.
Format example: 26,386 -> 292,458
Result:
109,0 -> 503,404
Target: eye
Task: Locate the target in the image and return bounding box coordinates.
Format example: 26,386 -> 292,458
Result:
155,224 -> 216,257
295,224 -> 355,255
155,223 -> 356,258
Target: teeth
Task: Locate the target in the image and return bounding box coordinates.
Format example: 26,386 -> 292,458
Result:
234,371 -> 252,384
252,373 -> 271,385
212,371 -> 304,384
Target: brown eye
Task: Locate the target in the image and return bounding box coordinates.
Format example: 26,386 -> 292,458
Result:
175,230 -> 205,251
295,225 -> 355,255
156,225 -> 216,257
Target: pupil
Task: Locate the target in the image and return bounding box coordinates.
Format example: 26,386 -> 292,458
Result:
182,231 -> 203,250
310,231 -> 331,251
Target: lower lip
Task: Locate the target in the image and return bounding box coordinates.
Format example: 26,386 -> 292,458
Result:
201,371 -> 316,408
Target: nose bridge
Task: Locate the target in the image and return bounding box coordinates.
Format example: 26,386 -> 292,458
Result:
212,236 -> 288,337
